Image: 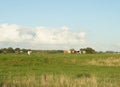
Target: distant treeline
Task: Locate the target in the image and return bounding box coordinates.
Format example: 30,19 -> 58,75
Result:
0,47 -> 63,54
0,47 -> 29,54
0,47 -> 119,54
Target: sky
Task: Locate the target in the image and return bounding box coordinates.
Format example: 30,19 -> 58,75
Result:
0,0 -> 120,51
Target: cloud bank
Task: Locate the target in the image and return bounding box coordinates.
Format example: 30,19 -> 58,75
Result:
0,24 -> 86,49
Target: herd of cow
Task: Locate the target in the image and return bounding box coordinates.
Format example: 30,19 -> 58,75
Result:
63,50 -> 86,54
27,50 -> 86,55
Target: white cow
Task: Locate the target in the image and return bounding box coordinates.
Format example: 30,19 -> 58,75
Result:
27,51 -> 32,55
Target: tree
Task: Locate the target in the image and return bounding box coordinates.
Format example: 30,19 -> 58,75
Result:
85,47 -> 96,54
15,48 -> 21,54
0,49 -> 2,53
15,48 -> 21,51
21,49 -> 28,53
7,47 -> 14,53
1,48 -> 7,54
80,47 -> 96,54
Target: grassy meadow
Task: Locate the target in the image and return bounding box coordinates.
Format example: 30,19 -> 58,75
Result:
0,53 -> 120,87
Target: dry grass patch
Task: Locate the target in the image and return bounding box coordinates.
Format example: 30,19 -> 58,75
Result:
1,74 -> 119,87
88,57 -> 120,66
0,74 -> 98,87
41,74 -> 97,87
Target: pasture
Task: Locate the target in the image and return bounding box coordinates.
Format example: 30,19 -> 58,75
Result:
0,53 -> 120,87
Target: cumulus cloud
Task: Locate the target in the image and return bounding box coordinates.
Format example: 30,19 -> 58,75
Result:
32,26 -> 86,45
0,24 -> 86,49
0,24 -> 20,42
0,24 -> 33,43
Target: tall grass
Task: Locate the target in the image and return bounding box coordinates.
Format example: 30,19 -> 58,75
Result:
88,57 -> 120,66
0,74 -> 100,87
1,74 -> 119,87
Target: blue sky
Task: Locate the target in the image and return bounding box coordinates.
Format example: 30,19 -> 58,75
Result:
0,0 -> 120,51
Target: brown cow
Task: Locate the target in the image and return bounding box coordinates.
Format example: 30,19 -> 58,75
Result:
64,50 -> 68,54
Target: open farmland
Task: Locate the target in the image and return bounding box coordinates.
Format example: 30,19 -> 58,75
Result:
0,53 -> 120,87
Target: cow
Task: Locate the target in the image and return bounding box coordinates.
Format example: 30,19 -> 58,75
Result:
63,50 -> 69,54
27,50 -> 32,55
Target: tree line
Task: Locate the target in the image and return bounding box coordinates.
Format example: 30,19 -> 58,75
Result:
1,47 -> 117,54
0,47 -> 29,54
0,47 -> 63,54
0,47 -> 96,54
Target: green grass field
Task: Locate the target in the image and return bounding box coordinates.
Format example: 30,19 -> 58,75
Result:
0,53 -> 120,87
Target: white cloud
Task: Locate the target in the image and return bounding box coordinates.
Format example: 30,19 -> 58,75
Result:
33,26 -> 86,45
0,24 -> 21,42
0,24 -> 33,42
0,24 -> 86,49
